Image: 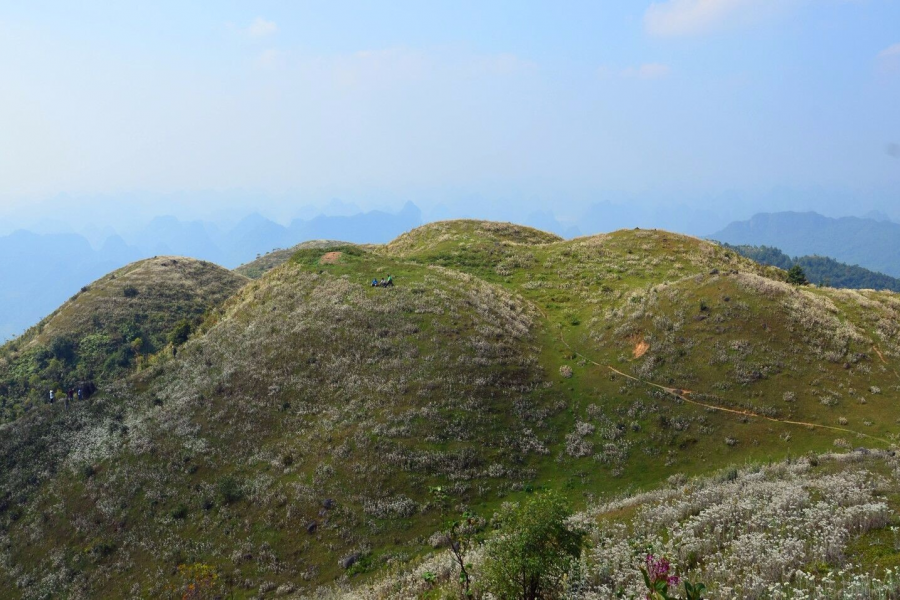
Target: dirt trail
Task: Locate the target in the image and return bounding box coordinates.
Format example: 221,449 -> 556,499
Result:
873,345 -> 900,383
537,305 -> 893,447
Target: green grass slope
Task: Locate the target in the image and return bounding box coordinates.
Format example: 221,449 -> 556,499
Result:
0,256 -> 248,423
234,240 -> 352,279
386,224 -> 900,458
0,222 -> 898,599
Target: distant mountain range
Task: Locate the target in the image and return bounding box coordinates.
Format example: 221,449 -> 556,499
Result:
127,201 -> 424,267
0,203 -> 424,340
712,211 -> 900,277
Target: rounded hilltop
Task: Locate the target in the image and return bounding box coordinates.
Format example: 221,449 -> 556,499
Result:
382,220 -> 781,285
24,255 -> 248,346
379,220 -> 563,274
0,256 -> 247,421
235,239 -> 353,279
383,219 -> 562,254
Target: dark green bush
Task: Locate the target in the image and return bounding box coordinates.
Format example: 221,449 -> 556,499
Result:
49,336 -> 76,364
217,475 -> 243,504
168,320 -> 193,347
82,464 -> 97,480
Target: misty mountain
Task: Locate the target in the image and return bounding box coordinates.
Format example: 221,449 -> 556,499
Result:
522,211 -> 582,238
0,231 -> 129,341
579,201 -> 727,236
116,202 -> 424,267
286,201 -> 423,245
712,212 -> 900,278
0,203 -> 425,339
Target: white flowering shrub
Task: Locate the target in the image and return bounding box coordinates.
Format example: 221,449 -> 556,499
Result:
332,453 -> 900,600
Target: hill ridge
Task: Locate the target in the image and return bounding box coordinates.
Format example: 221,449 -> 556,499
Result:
0,221 -> 898,598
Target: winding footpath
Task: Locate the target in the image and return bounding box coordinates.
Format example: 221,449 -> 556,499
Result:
536,304 -> 895,448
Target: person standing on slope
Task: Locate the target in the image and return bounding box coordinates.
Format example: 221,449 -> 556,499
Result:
49,389 -> 54,404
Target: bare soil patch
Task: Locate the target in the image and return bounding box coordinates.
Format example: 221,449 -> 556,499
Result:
632,338 -> 650,359
319,251 -> 343,265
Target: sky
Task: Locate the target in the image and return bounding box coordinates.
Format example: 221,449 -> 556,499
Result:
1,0 -> 899,224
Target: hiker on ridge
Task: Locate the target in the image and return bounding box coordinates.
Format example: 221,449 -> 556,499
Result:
386,274 -> 393,287
49,389 -> 54,404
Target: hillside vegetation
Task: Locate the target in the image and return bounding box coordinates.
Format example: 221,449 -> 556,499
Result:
0,221 -> 898,599
0,256 -> 247,423
331,451 -> 900,599
719,242 -> 900,292
234,240 -> 352,279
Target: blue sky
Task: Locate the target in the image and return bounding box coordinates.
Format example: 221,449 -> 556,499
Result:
1,0 -> 899,216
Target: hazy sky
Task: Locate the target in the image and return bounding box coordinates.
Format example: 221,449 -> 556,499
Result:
1,0 -> 899,210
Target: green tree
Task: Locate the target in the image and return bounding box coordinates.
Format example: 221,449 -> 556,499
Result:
48,335 -> 76,364
787,264 -> 808,286
481,492 -> 584,600
168,319 -> 193,347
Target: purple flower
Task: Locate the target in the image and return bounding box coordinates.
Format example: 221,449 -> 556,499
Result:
645,554 -> 681,587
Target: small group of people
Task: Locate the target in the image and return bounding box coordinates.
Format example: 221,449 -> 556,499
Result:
371,274 -> 394,288
49,385 -> 89,409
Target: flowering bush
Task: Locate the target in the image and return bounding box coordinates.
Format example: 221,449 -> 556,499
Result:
641,554 -> 706,600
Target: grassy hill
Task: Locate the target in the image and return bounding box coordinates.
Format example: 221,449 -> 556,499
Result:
0,256 -> 247,423
0,222 -> 898,599
234,240 -> 352,279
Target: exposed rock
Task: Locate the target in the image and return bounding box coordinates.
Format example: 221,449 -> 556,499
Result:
339,553 -> 360,569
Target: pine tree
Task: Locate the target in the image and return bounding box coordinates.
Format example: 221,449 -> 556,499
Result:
787,264 -> 808,286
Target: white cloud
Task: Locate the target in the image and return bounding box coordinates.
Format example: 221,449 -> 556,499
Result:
468,52 -> 538,77
878,43 -> 900,73
325,48 -> 429,88
626,63 -> 671,79
248,17 -> 277,38
879,43 -> 900,58
599,63 -> 671,80
644,0 -> 788,37
255,48 -> 285,70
